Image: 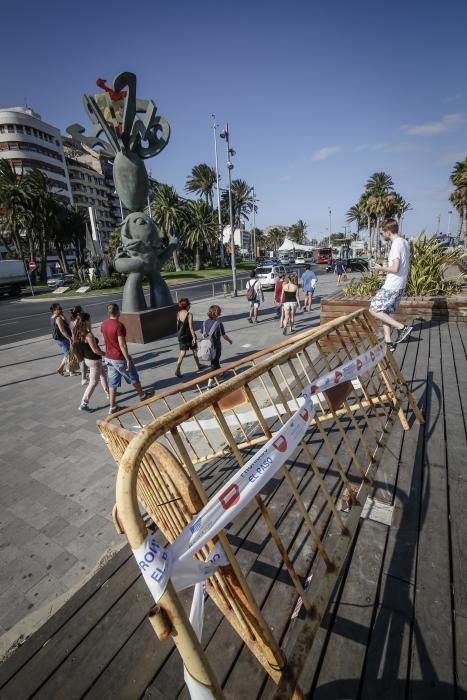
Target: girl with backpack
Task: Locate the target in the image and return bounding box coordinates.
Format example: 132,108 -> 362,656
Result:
198,305 -> 233,388
174,298 -> 205,378
280,273 -> 300,335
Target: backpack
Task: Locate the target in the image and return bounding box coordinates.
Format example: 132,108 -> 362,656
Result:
198,321 -> 219,362
246,280 -> 257,301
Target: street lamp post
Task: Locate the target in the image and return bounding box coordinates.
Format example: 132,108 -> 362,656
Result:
448,210 -> 453,238
220,124 -> 237,296
251,186 -> 256,260
211,115 -> 225,267
328,208 -> 332,242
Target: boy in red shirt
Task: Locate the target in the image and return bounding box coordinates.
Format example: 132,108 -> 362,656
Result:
101,303 -> 153,414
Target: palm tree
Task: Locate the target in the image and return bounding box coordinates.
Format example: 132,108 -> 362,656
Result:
27,169 -> 66,281
346,200 -> 367,237
0,160 -> 30,258
450,157 -> 467,246
267,227 -> 285,253
150,183 -> 187,271
289,219 -> 308,244
221,179 -> 255,231
64,205 -> 89,268
185,164 -> 217,207
364,172 -> 395,254
391,194 -> 412,234
185,200 -> 217,270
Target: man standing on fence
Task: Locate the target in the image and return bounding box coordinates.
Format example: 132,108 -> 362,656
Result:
101,303 -> 153,414
369,219 -> 413,351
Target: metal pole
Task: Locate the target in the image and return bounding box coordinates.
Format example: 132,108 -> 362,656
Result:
212,115 -> 225,267
328,208 -> 332,241
221,123 -> 237,296
252,187 -> 256,261
447,210 -> 452,237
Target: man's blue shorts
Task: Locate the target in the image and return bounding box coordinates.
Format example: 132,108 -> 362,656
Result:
105,358 -> 140,389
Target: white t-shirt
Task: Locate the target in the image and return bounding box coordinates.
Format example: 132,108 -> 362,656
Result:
247,279 -> 262,297
383,237 -> 410,291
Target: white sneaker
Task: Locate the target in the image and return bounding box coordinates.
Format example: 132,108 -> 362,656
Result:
81,378 -> 88,386
207,379 -> 214,389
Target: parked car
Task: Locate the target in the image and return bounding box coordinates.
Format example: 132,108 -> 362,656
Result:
47,274 -> 75,288
345,258 -> 369,272
294,256 -> 305,265
255,264 -> 286,289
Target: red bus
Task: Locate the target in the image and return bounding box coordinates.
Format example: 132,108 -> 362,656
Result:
316,247 -> 332,264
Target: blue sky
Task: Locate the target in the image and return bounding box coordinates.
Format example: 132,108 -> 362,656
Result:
2,0 -> 466,239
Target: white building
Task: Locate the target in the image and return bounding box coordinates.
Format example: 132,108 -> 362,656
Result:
0,107 -> 72,203
223,225 -> 251,253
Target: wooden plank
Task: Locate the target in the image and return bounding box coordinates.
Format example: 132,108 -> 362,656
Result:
0,546 -> 132,688
311,519 -> 387,698
0,555 -> 141,700
33,576 -> 153,699
440,323 -> 467,694
408,321 -> 454,699
360,321 -> 430,700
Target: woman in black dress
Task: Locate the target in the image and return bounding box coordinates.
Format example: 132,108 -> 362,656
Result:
175,298 -> 204,378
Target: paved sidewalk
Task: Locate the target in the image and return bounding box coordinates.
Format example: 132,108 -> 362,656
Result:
0,272 -> 348,651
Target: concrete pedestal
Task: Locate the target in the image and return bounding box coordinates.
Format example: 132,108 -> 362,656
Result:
120,304 -> 178,344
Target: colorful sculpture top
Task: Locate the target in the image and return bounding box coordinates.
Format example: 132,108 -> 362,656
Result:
66,72 -> 176,312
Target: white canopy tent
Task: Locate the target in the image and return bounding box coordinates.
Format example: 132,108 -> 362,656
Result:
278,238 -> 315,252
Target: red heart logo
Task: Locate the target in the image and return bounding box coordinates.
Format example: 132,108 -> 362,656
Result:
310,384 -> 319,395
334,370 -> 343,384
356,358 -> 363,371
300,407 -> 309,422
370,351 -> 375,362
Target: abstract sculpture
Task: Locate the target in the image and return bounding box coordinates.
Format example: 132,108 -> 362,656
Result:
67,72 -> 176,312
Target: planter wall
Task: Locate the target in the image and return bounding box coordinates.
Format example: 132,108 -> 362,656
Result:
320,293 -> 467,326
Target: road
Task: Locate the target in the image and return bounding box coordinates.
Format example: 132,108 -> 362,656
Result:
0,271 -> 253,346
0,264 -> 329,346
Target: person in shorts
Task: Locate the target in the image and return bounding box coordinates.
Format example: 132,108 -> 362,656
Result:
101,303 -> 153,414
301,264 -> 317,311
246,270 -> 264,324
203,305 -> 233,388
174,297 -> 205,377
369,219 -> 413,351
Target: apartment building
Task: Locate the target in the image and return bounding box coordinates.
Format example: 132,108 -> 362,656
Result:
0,107 -> 72,203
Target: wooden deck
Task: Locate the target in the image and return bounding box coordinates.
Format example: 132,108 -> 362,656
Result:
1,319 -> 466,700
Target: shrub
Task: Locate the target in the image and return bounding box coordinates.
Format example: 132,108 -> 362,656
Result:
70,274 -> 126,291
343,235 -> 465,298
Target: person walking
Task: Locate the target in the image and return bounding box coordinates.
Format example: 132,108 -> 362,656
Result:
175,298 -> 205,377
72,313 -> 109,412
274,271 -> 285,322
334,258 -> 346,285
69,306 -> 88,385
369,218 -> 413,351
202,305 -> 233,389
50,303 -> 72,376
246,270 -> 264,324
301,264 -> 317,311
101,303 -> 153,414
281,273 -> 300,335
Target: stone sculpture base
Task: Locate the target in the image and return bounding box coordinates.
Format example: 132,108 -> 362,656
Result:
120,304 -> 178,344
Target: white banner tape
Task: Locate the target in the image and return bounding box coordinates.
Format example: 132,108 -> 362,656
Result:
131,340 -> 385,604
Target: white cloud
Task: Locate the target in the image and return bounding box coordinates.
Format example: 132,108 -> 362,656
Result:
400,113 -> 465,136
312,146 -> 341,161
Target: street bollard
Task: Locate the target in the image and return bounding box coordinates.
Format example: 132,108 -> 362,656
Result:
212,283 -> 215,297
175,289 -> 178,302
223,283 -> 230,297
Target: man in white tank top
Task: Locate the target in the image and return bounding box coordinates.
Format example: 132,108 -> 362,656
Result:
369,219 -> 413,351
